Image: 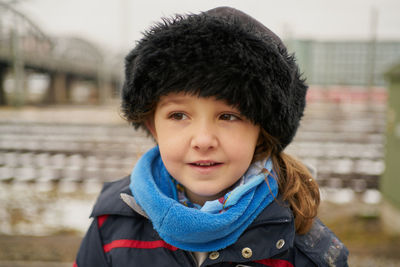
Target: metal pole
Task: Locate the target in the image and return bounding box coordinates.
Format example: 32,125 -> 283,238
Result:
11,26 -> 25,107
366,7 -> 378,90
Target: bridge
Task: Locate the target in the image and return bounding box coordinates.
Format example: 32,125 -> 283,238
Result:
0,2 -> 123,106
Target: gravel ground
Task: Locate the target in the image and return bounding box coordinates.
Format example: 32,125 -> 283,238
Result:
349,256 -> 399,267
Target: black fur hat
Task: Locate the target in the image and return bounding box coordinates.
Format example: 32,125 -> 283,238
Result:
121,6 -> 307,151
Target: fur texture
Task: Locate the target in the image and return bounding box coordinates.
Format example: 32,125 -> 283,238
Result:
121,6 -> 307,150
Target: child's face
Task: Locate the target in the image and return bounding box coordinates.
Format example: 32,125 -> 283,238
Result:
146,93 -> 260,205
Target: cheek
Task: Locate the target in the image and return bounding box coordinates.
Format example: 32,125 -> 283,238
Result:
155,121 -> 180,147
224,130 -> 259,163
228,128 -> 259,150
227,144 -> 256,163
226,137 -> 256,158
157,131 -> 186,162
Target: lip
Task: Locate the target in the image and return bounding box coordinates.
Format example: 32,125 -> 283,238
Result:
187,160 -> 223,174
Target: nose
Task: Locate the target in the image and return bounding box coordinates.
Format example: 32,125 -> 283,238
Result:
190,122 -> 218,152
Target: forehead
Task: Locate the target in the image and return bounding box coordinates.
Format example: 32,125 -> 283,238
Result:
157,93 -> 191,107
157,92 -> 234,109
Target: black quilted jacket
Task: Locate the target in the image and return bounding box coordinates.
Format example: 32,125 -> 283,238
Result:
74,177 -> 349,267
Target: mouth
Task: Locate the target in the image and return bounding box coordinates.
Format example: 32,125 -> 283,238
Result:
189,161 -> 223,167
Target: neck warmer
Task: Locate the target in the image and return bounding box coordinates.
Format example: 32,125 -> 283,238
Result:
129,146 -> 278,252
175,158 -> 274,214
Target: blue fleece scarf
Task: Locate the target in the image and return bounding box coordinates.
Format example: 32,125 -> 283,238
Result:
129,146 -> 278,252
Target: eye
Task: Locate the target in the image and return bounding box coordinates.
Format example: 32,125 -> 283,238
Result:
219,113 -> 241,121
168,112 -> 188,120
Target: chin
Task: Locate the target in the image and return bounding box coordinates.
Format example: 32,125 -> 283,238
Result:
192,188 -> 225,199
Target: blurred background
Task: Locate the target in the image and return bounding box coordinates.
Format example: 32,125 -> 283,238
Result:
0,0 -> 400,266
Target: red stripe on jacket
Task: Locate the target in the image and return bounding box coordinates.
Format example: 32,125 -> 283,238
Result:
97,215 -> 109,228
72,261 -> 78,267
255,258 -> 294,267
103,239 -> 178,253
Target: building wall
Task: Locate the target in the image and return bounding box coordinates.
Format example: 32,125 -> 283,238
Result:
380,64 -> 400,234
287,40 -> 400,87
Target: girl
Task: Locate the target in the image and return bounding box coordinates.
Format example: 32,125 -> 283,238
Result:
75,6 -> 348,267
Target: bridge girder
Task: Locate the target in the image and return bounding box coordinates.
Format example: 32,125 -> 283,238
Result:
0,2 -> 122,82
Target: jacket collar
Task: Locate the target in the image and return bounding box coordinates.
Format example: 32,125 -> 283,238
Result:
90,176 -> 137,218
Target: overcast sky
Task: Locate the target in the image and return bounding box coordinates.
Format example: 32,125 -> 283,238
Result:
13,0 -> 400,53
